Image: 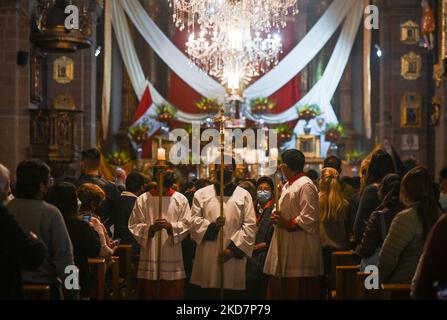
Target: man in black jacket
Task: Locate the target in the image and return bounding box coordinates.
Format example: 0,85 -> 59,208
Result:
0,163 -> 46,300
76,148 -> 121,232
115,171 -> 146,252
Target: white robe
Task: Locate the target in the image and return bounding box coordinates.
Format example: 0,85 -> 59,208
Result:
263,176 -> 324,278
190,185 -> 256,290
129,191 -> 191,281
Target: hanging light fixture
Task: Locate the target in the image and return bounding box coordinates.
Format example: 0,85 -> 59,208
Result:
168,0 -> 298,96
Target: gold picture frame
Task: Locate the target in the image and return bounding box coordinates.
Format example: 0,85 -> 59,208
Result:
401,52 -> 422,81
53,94 -> 76,110
434,0 -> 447,87
53,56 -> 74,84
296,135 -> 320,159
400,20 -> 420,44
401,93 -> 422,128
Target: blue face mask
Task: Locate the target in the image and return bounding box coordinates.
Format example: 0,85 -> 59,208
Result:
257,190 -> 272,203
440,193 -> 447,212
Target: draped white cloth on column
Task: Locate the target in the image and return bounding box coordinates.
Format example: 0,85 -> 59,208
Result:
112,0 -> 208,124
119,0 -> 226,100
111,0 -> 146,99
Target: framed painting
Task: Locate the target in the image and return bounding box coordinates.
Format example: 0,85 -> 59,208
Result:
53,56 -> 74,84
400,20 -> 420,44
401,52 -> 422,81
401,93 -> 422,128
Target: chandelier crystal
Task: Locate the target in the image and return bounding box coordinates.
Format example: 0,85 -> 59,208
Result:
168,0 -> 298,95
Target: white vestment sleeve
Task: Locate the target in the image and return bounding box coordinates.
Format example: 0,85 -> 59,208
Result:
294,184 -> 320,234
170,197 -> 191,245
128,196 -> 149,247
189,193 -> 211,245
230,194 -> 257,257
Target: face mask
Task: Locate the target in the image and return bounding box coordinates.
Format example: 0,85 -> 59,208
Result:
257,190 -> 272,203
440,193 -> 447,211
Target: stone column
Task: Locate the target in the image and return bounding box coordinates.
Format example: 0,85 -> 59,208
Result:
0,0 -> 32,174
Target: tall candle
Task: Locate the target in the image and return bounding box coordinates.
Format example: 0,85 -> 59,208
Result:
270,148 -> 279,161
157,148 -> 166,161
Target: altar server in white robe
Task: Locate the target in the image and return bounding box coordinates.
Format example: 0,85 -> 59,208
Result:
264,149 -> 324,300
129,167 -> 191,300
190,158 -> 257,299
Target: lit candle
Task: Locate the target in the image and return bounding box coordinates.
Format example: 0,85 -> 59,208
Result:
270,148 -> 279,161
157,148 -> 166,161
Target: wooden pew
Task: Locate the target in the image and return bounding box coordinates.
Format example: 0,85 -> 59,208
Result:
116,245 -> 133,287
109,256 -> 121,300
381,284 -> 411,300
23,285 -> 50,300
336,265 -> 360,300
330,251 -> 357,295
89,258 -> 106,300
356,272 -> 382,300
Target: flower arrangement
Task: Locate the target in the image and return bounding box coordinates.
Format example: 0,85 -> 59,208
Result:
274,124 -> 293,143
153,103 -> 177,122
129,123 -> 149,144
106,150 -> 130,167
297,104 -> 321,121
324,123 -> 346,143
346,150 -> 365,166
250,97 -> 275,114
196,98 -> 222,113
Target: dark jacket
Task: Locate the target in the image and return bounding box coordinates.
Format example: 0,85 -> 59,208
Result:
0,205 -> 47,300
115,192 -> 140,252
247,201 -> 275,279
64,216 -> 101,298
76,174 -> 121,229
354,184 -> 381,244
412,213 -> 447,300
356,206 -> 400,259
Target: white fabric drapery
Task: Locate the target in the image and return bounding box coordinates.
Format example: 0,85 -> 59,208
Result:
119,0 -> 357,101
111,0 -> 146,99
243,0 -> 364,124
112,0 -> 209,124
112,0 -> 363,156
120,0 -> 227,100
244,0 -> 357,99
278,0 -> 364,153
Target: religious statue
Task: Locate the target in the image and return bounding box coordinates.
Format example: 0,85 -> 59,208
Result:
421,0 -> 436,50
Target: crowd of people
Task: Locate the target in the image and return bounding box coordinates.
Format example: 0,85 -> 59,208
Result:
0,146 -> 446,300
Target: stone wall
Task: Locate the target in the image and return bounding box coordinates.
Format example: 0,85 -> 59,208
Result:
375,0 -> 433,169
0,0 -> 31,175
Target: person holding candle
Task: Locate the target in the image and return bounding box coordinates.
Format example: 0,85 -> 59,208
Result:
128,163 -> 191,300
189,155 -> 256,300
264,149 -> 324,300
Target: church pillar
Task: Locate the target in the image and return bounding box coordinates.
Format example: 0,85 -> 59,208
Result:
0,0 -> 32,174
376,0 -> 433,169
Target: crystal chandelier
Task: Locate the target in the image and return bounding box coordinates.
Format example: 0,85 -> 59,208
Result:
168,0 -> 298,94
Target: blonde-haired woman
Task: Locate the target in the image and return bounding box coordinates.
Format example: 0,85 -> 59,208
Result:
319,168 -> 353,295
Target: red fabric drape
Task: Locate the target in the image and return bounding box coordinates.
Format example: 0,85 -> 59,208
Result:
168,29 -> 204,113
